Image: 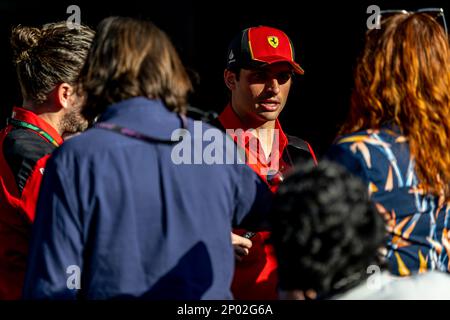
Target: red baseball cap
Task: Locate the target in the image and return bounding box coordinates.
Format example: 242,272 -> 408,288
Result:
226,26 -> 304,74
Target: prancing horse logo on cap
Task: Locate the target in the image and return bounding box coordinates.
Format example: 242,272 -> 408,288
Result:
267,36 -> 279,48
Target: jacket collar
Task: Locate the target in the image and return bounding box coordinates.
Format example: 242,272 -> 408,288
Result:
10,107 -> 63,146
97,97 -> 184,139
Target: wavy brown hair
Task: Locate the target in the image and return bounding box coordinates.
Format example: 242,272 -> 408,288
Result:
340,13 -> 450,199
79,17 -> 192,122
11,22 -> 94,106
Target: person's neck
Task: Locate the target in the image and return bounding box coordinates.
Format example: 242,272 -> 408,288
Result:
22,100 -> 63,136
232,106 -> 277,157
253,121 -> 276,158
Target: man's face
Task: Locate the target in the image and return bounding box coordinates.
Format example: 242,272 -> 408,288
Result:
226,62 -> 294,126
60,92 -> 89,138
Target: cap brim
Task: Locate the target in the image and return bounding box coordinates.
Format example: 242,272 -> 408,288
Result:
254,56 -> 304,74
290,62 -> 305,75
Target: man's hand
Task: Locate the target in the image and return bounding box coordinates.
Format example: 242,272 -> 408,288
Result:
231,232 -> 252,261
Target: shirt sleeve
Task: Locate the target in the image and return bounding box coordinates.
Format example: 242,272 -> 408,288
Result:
22,152 -> 83,300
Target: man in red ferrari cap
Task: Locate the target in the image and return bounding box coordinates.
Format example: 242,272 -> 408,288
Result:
211,26 -> 318,300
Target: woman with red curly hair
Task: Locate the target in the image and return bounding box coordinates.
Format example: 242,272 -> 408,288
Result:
328,12 -> 450,276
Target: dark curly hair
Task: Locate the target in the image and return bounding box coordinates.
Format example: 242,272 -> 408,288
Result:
271,160 -> 386,298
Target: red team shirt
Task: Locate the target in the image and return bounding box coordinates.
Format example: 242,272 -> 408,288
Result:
218,104 -> 316,300
0,107 -> 62,299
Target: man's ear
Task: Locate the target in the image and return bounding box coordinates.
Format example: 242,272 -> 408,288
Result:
56,83 -> 74,109
224,69 -> 237,90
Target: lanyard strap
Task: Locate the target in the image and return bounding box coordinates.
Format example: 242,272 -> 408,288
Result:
7,118 -> 60,147
94,113 -> 188,144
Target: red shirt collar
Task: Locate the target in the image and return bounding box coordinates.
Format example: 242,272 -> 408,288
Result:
11,107 -> 64,146
218,104 -> 289,192
218,103 -> 288,153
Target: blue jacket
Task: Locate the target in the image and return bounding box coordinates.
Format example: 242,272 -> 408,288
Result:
23,97 -> 270,299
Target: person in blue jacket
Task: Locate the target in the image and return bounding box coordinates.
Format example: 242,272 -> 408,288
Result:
23,16 -> 270,300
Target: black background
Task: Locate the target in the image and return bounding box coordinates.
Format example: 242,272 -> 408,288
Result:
0,0 -> 448,156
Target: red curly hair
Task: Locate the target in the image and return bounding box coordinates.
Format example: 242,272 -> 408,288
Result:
340,13 -> 450,199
